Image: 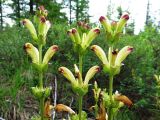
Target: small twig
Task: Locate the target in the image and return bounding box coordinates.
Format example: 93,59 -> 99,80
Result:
67,97 -> 74,120
52,76 -> 57,120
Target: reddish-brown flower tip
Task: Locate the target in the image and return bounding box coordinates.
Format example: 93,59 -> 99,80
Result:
122,14 -> 129,20
58,68 -> 64,74
22,20 -> 26,25
77,21 -> 83,26
99,16 -> 106,22
38,5 -> 45,11
127,47 -> 133,52
85,24 -> 90,29
94,29 -> 100,34
72,28 -> 77,34
52,45 -> 59,51
96,66 -> 101,72
111,21 -> 117,26
112,50 -> 118,55
90,45 -> 96,51
23,45 -> 27,50
23,44 -> 30,50
67,30 -> 72,35
40,16 -> 46,23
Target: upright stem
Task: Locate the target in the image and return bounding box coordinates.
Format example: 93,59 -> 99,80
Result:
78,54 -> 83,120
109,75 -> 113,100
79,54 -> 83,74
108,75 -> 113,120
78,95 -> 83,120
39,45 -> 44,120
39,45 -> 43,88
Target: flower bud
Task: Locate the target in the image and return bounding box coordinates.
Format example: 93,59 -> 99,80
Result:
72,28 -> 81,44
43,45 -> 58,64
24,43 -> 39,64
31,87 -> 42,98
91,45 -> 108,64
67,29 -> 75,43
38,17 -> 51,44
111,49 -> 118,66
58,67 -> 76,85
93,81 -> 101,102
38,16 -> 46,36
77,21 -> 83,27
22,19 -> 38,41
84,27 -> 100,48
99,16 -> 112,33
44,87 -> 52,98
116,14 -> 129,33
43,10 -> 48,17
31,87 -> 51,99
44,20 -> 51,37
84,65 -> 100,85
38,5 -> 45,11
74,64 -> 83,85
115,46 -> 133,66
111,21 -> 117,31
38,6 -> 48,17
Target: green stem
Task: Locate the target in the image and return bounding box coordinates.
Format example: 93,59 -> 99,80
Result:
39,45 -> 43,88
38,45 -> 44,120
108,107 -> 113,120
108,75 -> 114,120
40,98 -> 44,120
95,103 -> 98,118
109,75 -> 113,100
78,54 -> 83,120
78,95 -> 83,120
79,54 -> 83,75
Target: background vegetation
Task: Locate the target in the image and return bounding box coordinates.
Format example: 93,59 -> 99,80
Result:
0,0 -> 160,120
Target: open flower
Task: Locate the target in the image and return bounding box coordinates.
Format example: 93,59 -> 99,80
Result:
91,45 -> 133,75
58,64 -> 100,96
43,45 -> 59,64
67,27 -> 100,54
22,19 -> 38,41
99,14 -> 129,45
24,43 -> 39,64
38,16 -> 51,45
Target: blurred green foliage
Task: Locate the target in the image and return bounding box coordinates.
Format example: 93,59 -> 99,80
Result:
0,23 -> 160,119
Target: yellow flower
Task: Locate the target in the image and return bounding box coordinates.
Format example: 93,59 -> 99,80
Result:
22,19 -> 38,41
91,45 -> 133,75
43,45 -> 58,64
24,43 -> 39,64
